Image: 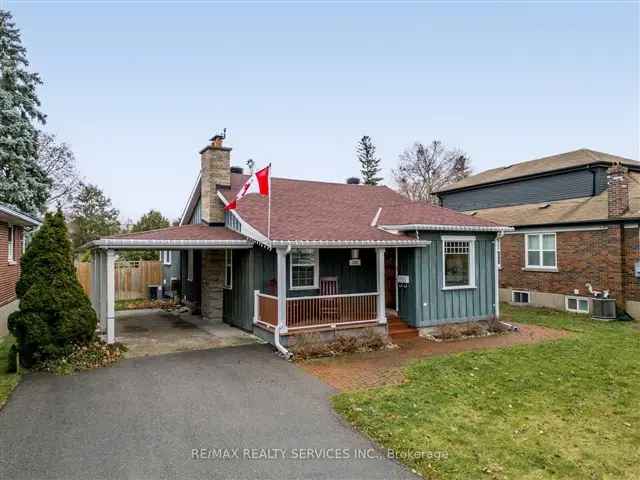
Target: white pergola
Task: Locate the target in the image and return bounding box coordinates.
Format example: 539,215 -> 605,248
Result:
87,238 -> 253,344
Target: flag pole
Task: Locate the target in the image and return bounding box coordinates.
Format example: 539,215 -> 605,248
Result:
267,163 -> 272,241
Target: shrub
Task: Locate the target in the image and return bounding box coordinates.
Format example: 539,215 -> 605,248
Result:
437,324 -> 462,340
334,335 -> 359,354
459,322 -> 484,337
6,345 -> 18,373
8,210 -> 98,367
486,315 -> 510,334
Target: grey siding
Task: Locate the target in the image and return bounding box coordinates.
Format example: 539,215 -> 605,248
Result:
223,249 -> 255,331
441,168 -> 600,211
161,251 -> 180,298
399,234 -> 497,327
224,210 -> 241,232
188,199 -> 202,224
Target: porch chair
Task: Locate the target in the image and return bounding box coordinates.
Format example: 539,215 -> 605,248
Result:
319,277 -> 340,320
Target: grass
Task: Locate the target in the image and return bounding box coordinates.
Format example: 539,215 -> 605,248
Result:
333,305 -> 640,480
0,336 -> 20,409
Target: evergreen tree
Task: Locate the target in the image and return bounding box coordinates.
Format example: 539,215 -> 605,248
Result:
119,209 -> 170,261
0,10 -> 50,214
356,136 -> 382,185
67,183 -> 120,251
9,209 -> 97,366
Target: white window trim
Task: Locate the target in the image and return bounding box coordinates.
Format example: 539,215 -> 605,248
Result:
525,233 -> 557,270
7,225 -> 15,264
289,248 -> 319,290
566,295 -> 590,313
187,250 -> 194,282
224,250 -> 233,289
511,290 -> 530,304
442,235 -> 476,290
21,231 -> 26,254
162,251 -> 172,265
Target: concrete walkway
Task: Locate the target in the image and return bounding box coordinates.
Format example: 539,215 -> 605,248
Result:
116,309 -> 258,358
0,344 -> 416,480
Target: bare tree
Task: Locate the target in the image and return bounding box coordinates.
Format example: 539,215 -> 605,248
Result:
392,140 -> 471,204
36,132 -> 82,209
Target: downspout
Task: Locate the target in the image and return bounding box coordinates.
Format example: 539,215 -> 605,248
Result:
274,243 -> 292,359
494,231 -> 504,319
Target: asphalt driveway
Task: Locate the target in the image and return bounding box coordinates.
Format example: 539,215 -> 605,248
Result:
0,344 -> 415,480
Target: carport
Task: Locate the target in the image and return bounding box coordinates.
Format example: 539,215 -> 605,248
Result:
85,224 -> 253,344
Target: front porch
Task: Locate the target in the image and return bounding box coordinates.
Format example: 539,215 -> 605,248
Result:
251,247 -> 396,346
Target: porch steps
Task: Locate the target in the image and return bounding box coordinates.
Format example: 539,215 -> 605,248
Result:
386,310 -> 419,340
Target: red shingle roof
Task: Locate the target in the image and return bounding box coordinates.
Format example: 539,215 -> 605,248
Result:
220,174 -> 506,242
107,224 -> 245,241
375,202 -> 503,229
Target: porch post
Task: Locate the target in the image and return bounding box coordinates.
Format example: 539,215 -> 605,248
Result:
376,247 -> 386,324
276,247 -> 288,334
106,249 -> 116,344
90,250 -> 97,313
97,250 -> 106,333
494,235 -> 501,319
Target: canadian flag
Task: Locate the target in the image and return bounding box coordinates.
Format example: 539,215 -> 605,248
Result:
224,164 -> 270,211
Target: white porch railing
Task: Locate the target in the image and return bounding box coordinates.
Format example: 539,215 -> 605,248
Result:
254,291 -> 379,332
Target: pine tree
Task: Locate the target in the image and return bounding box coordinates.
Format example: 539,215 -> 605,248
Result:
67,183 -> 120,251
0,10 -> 50,214
356,136 -> 382,186
9,209 -> 97,366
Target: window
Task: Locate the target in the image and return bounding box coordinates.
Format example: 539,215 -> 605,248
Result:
512,290 -> 530,304
496,239 -> 501,268
566,296 -> 589,313
224,250 -> 232,289
442,236 -> 476,289
187,250 -> 194,281
162,251 -> 172,265
526,233 -> 556,269
290,249 -> 318,289
7,225 -> 15,263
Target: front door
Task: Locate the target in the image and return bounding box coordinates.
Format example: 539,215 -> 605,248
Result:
384,248 -> 396,309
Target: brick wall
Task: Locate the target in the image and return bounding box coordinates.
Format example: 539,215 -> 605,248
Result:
499,225 -> 637,309
0,222 -> 23,307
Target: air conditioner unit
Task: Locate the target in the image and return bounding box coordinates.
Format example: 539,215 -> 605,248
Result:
591,298 -> 616,320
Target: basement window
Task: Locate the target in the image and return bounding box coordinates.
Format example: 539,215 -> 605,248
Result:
512,290 -> 530,304
566,296 -> 589,314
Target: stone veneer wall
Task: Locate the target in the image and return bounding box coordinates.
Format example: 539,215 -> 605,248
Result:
201,250 -> 225,322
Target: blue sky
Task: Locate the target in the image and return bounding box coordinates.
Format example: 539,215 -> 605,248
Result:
7,1 -> 639,221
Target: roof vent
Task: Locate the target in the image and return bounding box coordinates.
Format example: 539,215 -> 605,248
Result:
503,164 -> 513,169
230,166 -> 244,174
346,177 -> 361,185
469,211 -> 478,216
539,203 -> 551,209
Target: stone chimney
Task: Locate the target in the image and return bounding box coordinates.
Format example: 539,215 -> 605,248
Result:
607,163 -> 629,217
200,134 -> 231,224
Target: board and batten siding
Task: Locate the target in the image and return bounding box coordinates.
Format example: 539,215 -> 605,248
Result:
398,233 -> 497,327
188,199 -> 202,224
223,248 -> 255,331
440,168 -> 603,212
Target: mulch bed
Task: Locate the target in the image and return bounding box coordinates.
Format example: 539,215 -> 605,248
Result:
299,323 -> 568,391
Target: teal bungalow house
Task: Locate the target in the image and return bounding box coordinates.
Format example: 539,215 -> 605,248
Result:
88,135 -> 512,355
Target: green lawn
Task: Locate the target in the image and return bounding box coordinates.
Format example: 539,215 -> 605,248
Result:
0,336 -> 20,409
333,305 -> 640,480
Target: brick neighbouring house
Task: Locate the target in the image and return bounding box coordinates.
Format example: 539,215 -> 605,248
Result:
0,203 -> 41,335
436,149 -> 640,318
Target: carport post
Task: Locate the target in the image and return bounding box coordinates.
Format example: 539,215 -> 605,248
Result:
90,251 -> 97,313
106,249 -> 116,344
98,250 -> 107,333
376,247 -> 386,324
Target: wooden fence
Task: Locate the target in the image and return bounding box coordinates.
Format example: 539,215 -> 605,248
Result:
76,260 -> 163,301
